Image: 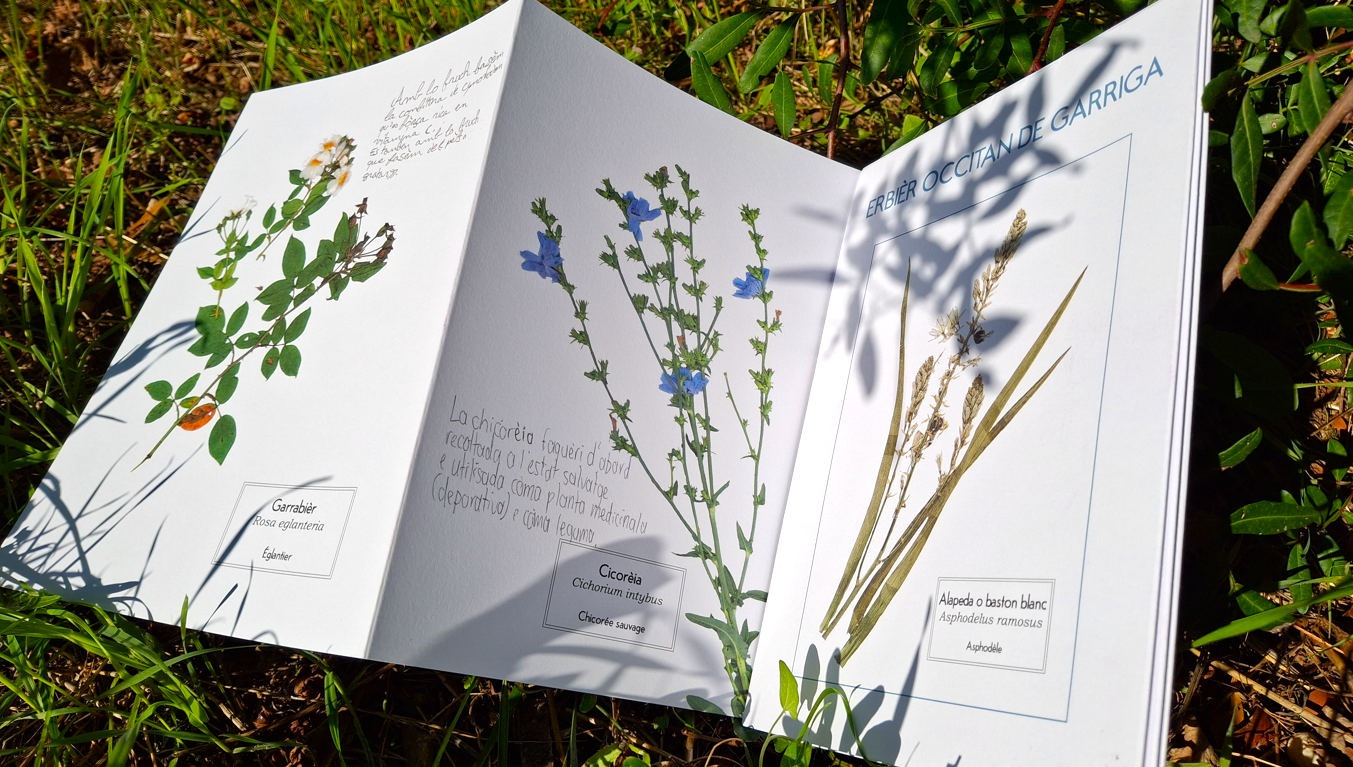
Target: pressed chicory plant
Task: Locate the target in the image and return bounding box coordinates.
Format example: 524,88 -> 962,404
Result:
521,165 -> 777,716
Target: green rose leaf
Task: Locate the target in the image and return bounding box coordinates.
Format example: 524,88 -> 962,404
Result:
334,215 -> 353,252
328,276 -> 350,301
145,399 -> 173,423
209,414 -> 237,465
174,373 -> 201,399
226,302 -> 249,336
235,332 -> 259,349
282,236 -> 306,280
280,345 -> 302,377
195,304 -> 226,336
217,367 -> 240,405
257,278 -> 294,307
145,380 -> 173,401
285,308 -> 311,343
261,350 -> 279,380
262,204 -> 277,228
281,198 -> 303,218
350,261 -> 386,283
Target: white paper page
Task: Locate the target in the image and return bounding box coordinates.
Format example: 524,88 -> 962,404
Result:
747,0 -> 1207,762
0,3 -> 521,656
368,0 -> 858,710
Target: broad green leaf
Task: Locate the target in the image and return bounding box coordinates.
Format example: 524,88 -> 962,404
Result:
1219,427 -> 1263,468
261,350 -> 279,379
685,695 -> 724,714
1045,22 -> 1066,62
1297,60 -> 1331,135
1238,0 -> 1265,42
216,370 -> 239,405
1289,541 -> 1313,605
1194,578 -> 1353,645
686,11 -> 765,62
933,0 -> 963,25
1316,533 -> 1348,577
918,33 -> 959,95
282,236 -> 306,280
284,308 -> 311,343
174,374 -> 200,399
1233,585 -> 1278,615
1308,338 -> 1353,355
861,0 -> 910,83
739,20 -> 796,92
1229,500 -> 1322,534
1279,0 -> 1314,51
1293,200 -> 1353,320
257,277 -> 293,306
1007,23 -> 1033,75
235,332 -> 259,349
1202,68 -> 1242,111
773,71 -> 796,137
350,261 -> 386,282
196,265 -> 214,279
1307,4 -> 1353,27
226,302 -> 248,335
689,51 -> 731,112
280,345 -> 302,377
280,198 -> 303,218
817,57 -> 836,104
686,612 -> 748,657
1324,170 -> 1353,247
328,275 -> 350,301
1257,112 -> 1287,134
208,415 -> 236,465
195,304 -> 225,335
778,660 -> 799,716
145,399 -> 173,423
884,115 -> 928,154
145,380 -> 172,401
1231,93 -> 1262,217
1238,250 -> 1279,290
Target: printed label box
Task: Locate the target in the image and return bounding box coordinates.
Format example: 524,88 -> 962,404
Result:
213,483 -> 358,578
927,578 -> 1055,672
543,541 -> 686,650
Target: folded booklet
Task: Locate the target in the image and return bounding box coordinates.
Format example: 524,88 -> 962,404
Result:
1,0 -> 1209,763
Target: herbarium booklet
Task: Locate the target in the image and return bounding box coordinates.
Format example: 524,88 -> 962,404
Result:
1,0 -> 1209,763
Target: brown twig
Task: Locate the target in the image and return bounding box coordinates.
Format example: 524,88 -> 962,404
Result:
1221,78 -> 1353,292
826,0 -> 850,159
1027,0 -> 1068,73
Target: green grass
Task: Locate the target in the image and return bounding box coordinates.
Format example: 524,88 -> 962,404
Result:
5,0 -> 1353,763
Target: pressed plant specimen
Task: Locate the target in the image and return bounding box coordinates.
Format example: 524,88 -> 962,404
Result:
521,166 -> 776,716
139,136 -> 395,466
819,209 -> 1083,664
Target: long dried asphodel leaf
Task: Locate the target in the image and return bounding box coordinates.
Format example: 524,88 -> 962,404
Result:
835,267 -> 1083,664
820,267 -> 911,635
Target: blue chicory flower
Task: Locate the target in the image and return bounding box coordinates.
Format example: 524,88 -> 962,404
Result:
521,231 -> 563,283
623,192 -> 661,241
732,268 -> 768,299
659,367 -> 710,396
